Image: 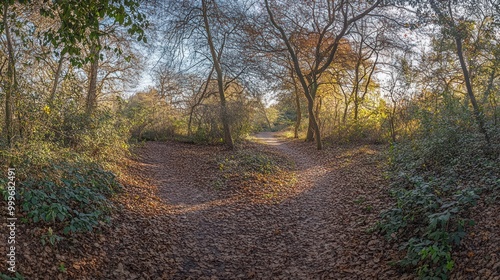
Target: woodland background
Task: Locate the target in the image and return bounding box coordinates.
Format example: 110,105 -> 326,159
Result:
0,0 -> 499,279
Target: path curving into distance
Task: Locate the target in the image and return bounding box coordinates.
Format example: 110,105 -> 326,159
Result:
129,132 -> 399,279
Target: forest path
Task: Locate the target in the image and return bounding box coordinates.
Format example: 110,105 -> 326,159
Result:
107,134 -> 400,279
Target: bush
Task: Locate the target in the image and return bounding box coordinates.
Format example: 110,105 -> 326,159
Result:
214,147 -> 296,200
20,161 -> 120,231
122,89 -> 183,141
219,150 -> 281,175
74,110 -> 131,163
379,117 -> 499,278
379,178 -> 478,278
0,120 -> 125,244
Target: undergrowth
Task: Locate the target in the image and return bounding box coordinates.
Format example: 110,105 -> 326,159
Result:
215,145 -> 296,200
378,124 -> 499,279
0,111 -> 128,245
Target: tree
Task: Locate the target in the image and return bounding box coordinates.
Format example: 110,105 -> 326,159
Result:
429,0 -> 491,145
201,0 -> 233,148
0,0 -> 147,146
397,0 -> 495,146
2,2 -> 17,147
264,0 -> 382,150
157,0 -> 252,148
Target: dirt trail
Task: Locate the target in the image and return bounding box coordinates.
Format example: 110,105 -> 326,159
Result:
24,135 -> 397,279
125,133 -> 399,279
13,134 -> 497,279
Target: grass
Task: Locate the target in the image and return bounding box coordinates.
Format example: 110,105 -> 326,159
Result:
214,144 -> 297,201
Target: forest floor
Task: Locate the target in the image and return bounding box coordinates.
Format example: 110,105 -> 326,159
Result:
105,132 -> 403,280
9,132 -> 500,279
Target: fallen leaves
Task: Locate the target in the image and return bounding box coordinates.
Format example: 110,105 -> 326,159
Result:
5,136 -> 498,279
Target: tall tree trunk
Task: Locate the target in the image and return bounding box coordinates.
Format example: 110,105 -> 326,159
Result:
306,117 -> 314,141
202,0 -> 234,149
353,99 -> 359,122
308,83 -> 322,149
305,88 -> 321,149
455,37 -> 490,145
390,101 -> 397,143
48,55 -> 65,106
294,86 -> 301,138
429,0 -> 490,146
342,96 -> 349,126
86,42 -> 100,116
290,66 -> 301,138
3,3 -> 16,148
353,48 -> 362,123
305,85 -> 316,143
315,96 -> 322,132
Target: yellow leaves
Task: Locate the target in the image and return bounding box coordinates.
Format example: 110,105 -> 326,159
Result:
43,105 -> 51,115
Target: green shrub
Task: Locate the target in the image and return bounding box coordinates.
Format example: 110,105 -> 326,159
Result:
379,117 -> 499,279
74,110 -> 131,163
379,179 -> 477,279
0,139 -> 123,244
218,150 -> 281,175
0,159 -> 122,239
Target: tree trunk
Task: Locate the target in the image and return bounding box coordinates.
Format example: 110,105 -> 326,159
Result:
307,84 -> 322,149
306,117 -> 314,141
353,50 -> 361,123
390,101 -> 397,143
315,96 -> 322,133
304,81 -> 322,149
305,86 -> 316,143
202,0 -> 234,149
290,67 -> 301,138
455,36 -> 490,145
48,55 -> 65,106
86,42 -> 100,116
342,96 -> 349,126
294,87 -> 301,138
3,3 -> 16,148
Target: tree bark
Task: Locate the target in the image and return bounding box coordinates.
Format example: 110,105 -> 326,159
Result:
48,55 -> 65,106
86,42 -> 100,116
202,0 -> 234,149
308,83 -> 322,149
3,3 -> 16,148
293,85 -> 301,138
289,64 -> 301,138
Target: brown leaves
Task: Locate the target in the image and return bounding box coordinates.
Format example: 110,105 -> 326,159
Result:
10,138 -> 499,279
